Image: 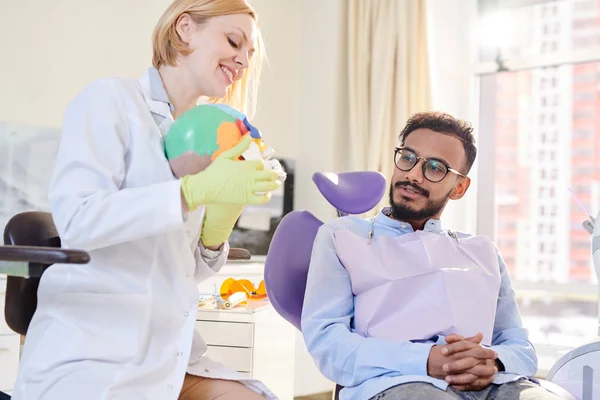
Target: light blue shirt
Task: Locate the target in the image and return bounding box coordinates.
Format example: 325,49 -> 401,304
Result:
301,208 -> 538,400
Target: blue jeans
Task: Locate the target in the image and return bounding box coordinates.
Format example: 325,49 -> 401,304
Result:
370,380 -> 564,400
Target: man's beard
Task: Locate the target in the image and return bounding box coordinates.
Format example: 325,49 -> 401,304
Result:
388,181 -> 451,222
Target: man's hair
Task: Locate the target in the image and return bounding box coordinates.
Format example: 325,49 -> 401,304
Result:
399,111 -> 477,174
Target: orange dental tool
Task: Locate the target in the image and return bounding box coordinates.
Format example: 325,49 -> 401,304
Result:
219,278 -> 268,300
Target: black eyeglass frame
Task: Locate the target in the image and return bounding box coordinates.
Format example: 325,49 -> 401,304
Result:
393,147 -> 467,183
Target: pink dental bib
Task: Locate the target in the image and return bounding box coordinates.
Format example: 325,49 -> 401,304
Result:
334,229 -> 501,345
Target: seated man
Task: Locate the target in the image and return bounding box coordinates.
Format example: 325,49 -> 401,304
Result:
301,111 -> 562,400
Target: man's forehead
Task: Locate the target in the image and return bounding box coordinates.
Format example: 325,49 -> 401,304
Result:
403,129 -> 465,165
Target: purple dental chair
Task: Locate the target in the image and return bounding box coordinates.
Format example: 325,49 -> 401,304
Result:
264,171 -> 577,400
264,171 -> 386,400
264,171 -> 387,332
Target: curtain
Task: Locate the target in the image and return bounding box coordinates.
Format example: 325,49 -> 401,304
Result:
347,0 -> 432,214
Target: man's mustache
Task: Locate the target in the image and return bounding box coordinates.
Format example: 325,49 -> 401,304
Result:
394,181 -> 430,198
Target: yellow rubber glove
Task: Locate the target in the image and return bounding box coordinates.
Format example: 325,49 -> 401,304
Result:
200,203 -> 244,247
180,135 -> 281,211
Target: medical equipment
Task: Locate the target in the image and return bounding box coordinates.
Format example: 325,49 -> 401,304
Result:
222,291 -> 248,309
546,191 -> 600,399
198,295 -> 216,308
220,277 -> 267,300
264,171 -> 575,400
164,103 -> 277,169
165,104 -> 286,207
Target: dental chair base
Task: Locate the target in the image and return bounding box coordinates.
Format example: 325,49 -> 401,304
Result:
544,208 -> 600,400
547,339 -> 600,400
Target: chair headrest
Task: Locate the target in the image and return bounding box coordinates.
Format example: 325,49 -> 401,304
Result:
4,211 -> 59,247
312,171 -> 387,215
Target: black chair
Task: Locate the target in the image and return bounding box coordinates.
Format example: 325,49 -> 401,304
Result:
0,211 -> 90,398
2,212 -> 86,336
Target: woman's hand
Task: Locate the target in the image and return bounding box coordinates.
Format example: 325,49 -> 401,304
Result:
200,203 -> 245,247
180,135 -> 281,211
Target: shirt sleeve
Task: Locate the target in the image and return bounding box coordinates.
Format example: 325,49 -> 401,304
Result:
490,252 -> 538,377
192,237 -> 229,282
301,224 -> 435,387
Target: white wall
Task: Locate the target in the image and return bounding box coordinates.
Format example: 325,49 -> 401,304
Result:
0,0 -> 345,225
253,0 -> 349,223
252,1 -> 348,393
426,0 -> 479,233
248,0 -> 301,161
0,0 -> 305,161
0,0 -> 171,128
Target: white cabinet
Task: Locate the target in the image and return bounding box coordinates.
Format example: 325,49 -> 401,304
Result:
196,300 -> 296,400
0,335 -> 19,393
198,261 -> 335,397
0,277 -> 20,393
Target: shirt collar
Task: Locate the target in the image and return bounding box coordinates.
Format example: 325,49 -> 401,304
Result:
148,67 -> 174,114
375,207 -> 443,233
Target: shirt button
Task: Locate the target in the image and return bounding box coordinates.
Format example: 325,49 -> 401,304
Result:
204,368 -> 210,373
183,311 -> 189,317
401,224 -> 407,229
167,384 -> 173,389
177,352 -> 183,356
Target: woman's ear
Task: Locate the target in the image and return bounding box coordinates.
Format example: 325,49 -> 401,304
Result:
449,176 -> 471,200
175,13 -> 195,44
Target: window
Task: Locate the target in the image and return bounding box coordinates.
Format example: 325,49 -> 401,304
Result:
477,0 -> 600,374
574,129 -> 594,138
575,92 -> 596,102
574,241 -> 591,249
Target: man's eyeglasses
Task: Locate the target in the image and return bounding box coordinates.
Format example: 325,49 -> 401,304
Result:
394,147 -> 466,183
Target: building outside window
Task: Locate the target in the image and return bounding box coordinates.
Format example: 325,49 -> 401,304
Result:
476,0 -> 600,374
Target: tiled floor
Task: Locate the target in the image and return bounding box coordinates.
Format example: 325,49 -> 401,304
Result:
294,393 -> 332,400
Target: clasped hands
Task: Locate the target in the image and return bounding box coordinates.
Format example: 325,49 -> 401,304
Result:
427,332 -> 499,391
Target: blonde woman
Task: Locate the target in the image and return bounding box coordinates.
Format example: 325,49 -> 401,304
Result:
13,1 -> 279,399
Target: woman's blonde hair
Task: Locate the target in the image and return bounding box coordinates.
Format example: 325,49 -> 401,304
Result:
152,0 -> 264,117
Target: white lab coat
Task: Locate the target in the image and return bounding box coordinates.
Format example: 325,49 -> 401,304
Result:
12,70 -> 277,400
